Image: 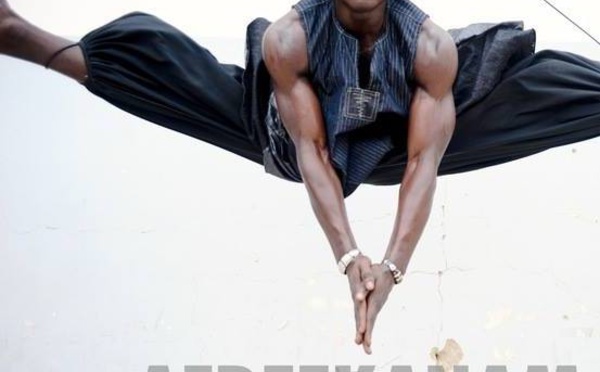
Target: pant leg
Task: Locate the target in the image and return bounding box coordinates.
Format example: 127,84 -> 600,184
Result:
79,12 -> 263,165
441,49 -> 600,174
367,50 -> 600,185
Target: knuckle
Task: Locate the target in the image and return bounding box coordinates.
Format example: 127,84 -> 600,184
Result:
347,273 -> 358,285
347,263 -> 359,276
348,274 -> 357,285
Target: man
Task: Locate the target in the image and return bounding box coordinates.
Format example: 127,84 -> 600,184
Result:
1,0 -> 599,355
261,0 -> 457,355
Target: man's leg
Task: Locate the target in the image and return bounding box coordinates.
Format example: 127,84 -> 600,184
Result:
440,50 -> 600,175
367,50 -> 600,185
0,1 -> 264,165
0,0 -> 87,81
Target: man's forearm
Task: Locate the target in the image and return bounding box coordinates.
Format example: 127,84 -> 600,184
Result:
384,155 -> 438,272
297,141 -> 356,262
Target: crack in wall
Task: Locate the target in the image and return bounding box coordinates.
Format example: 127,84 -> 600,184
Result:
438,197 -> 449,347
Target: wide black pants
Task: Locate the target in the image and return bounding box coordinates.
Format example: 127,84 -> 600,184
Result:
80,12 -> 263,165
370,49 -> 600,184
449,50 -> 600,172
79,12 -> 600,186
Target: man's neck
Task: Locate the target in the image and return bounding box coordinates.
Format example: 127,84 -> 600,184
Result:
334,0 -> 387,49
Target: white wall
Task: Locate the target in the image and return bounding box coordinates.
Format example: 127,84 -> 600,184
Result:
1,0 -> 600,371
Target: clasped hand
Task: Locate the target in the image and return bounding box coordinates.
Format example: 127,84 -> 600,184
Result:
346,255 -> 396,355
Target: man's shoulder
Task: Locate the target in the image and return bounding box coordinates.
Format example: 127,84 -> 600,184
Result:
263,10 -> 304,45
262,10 -> 308,77
412,19 -> 458,96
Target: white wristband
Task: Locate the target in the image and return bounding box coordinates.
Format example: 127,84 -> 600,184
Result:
337,249 -> 361,274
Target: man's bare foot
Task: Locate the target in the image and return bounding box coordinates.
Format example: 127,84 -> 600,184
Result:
0,0 -> 13,26
0,0 -> 20,53
0,0 -> 9,14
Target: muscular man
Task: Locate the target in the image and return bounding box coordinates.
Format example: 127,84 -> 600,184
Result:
262,1 -> 457,354
1,0 -> 599,354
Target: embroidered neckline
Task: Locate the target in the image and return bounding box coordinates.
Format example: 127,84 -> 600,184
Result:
330,2 -> 390,48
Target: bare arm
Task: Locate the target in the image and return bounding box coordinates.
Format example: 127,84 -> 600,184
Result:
262,11 -> 375,345
361,19 -> 458,353
262,12 -> 356,262
383,19 -> 458,273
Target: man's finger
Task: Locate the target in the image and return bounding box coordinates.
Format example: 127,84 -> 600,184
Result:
353,280 -> 367,302
347,256 -> 374,347
349,263 -> 370,301
363,297 -> 381,354
359,261 -> 375,291
353,301 -> 361,343
349,266 -> 367,344
355,299 -> 367,344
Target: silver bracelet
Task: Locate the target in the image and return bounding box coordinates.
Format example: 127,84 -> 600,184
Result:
337,249 -> 361,274
382,259 -> 404,284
